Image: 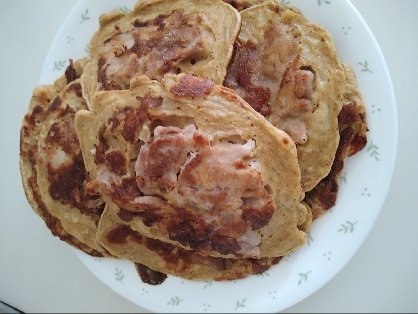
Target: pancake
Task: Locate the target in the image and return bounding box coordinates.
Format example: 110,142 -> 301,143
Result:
81,0 -> 241,106
75,73 -> 310,259
97,202 -> 283,281
303,63 -> 368,220
222,0 -> 267,11
35,78 -> 109,256
224,1 -> 346,192
20,59 -> 106,256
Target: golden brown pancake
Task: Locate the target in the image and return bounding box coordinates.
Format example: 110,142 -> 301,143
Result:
19,0 -> 369,283
81,0 -> 241,106
222,0 -> 268,11
303,63 -> 368,220
35,79 -> 109,255
97,202 -> 283,281
224,1 -> 346,192
20,59 -> 106,256
75,73 -> 310,259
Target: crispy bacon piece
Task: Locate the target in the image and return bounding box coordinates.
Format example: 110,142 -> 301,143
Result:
225,22 -> 315,144
131,124 -> 275,258
97,10 -> 203,90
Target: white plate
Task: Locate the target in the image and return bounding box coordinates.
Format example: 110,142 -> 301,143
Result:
39,0 -> 397,312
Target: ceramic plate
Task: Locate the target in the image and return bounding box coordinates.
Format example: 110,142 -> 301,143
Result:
39,0 -> 397,312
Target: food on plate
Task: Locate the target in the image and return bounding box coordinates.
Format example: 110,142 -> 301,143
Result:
222,0 -> 268,11
303,64 -> 368,220
224,1 -> 346,192
75,73 -> 310,260
97,202 -> 283,281
81,0 -> 241,105
19,0 -> 368,282
20,58 -> 109,257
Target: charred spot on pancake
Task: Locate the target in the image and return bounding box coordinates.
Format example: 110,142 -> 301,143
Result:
313,126 -> 355,213
170,74 -> 214,98
47,152 -> 105,216
106,224 -> 144,245
166,207 -> 214,251
250,257 -> 282,274
135,209 -> 163,228
115,201 -> 164,227
109,177 -> 142,205
338,102 -> 358,130
46,96 -> 62,116
94,126 -> 109,165
22,104 -> 47,138
67,82 -> 83,98
144,236 -> 175,256
222,0 -> 252,11
348,134 -> 367,157
105,150 -> 127,175
132,13 -> 168,29
211,233 -> 241,256
119,98 -> 150,143
338,102 -> 368,156
242,201 -> 275,230
65,59 -> 77,84
135,263 -> 167,285
117,208 -> 136,222
97,57 -> 122,91
45,120 -> 77,155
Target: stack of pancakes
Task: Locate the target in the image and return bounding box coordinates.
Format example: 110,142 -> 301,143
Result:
19,0 -> 368,281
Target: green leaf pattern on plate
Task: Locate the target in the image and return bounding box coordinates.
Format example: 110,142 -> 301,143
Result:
167,296 -> 184,306
298,271 -> 312,285
358,60 -> 373,73
80,9 -> 90,24
114,267 -> 124,284
119,6 -> 131,13
52,60 -> 66,71
307,231 -> 313,246
257,272 -> 270,277
204,280 -> 212,289
234,298 -> 246,310
338,220 -> 358,233
339,171 -> 347,183
367,140 -> 379,160
318,0 -> 331,6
